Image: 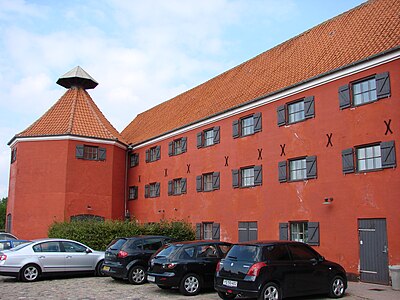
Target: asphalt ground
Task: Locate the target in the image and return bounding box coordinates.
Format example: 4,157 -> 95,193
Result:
0,275 -> 399,300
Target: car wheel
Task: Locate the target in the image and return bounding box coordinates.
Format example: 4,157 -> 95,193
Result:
329,276 -> 345,298
217,291 -> 236,299
95,260 -> 107,277
259,282 -> 281,300
179,273 -> 202,296
157,284 -> 172,290
128,265 -> 146,285
20,264 -> 40,282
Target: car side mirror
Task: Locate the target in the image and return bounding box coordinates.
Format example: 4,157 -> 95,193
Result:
319,256 -> 325,262
86,248 -> 92,254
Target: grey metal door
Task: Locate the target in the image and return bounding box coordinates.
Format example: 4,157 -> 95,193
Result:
358,219 -> 389,284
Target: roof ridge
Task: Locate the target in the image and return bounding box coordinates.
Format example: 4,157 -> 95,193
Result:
67,88 -> 78,134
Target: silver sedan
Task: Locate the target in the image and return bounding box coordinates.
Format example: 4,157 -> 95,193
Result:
0,238 -> 105,282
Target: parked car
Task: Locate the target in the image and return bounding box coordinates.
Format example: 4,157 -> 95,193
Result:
0,238 -> 105,282
102,235 -> 174,284
147,240 -> 232,296
0,239 -> 30,251
214,241 -> 347,300
0,232 -> 18,240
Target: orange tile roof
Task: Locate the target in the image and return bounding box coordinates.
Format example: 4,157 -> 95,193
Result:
122,0 -> 400,146
13,87 -> 126,145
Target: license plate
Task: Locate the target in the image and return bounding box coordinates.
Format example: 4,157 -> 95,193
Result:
223,279 -> 237,287
147,275 -> 155,282
102,266 -> 110,271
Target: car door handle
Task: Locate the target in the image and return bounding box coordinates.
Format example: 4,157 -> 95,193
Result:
66,255 -> 72,259
39,256 -> 45,259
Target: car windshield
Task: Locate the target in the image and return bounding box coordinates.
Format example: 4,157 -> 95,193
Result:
9,242 -> 32,251
227,245 -> 260,262
107,238 -> 127,250
154,244 -> 179,258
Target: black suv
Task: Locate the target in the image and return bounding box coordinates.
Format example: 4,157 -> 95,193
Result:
102,236 -> 173,284
147,240 -> 232,296
215,241 -> 347,300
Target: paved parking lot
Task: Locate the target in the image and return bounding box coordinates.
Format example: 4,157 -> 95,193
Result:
0,275 -> 398,300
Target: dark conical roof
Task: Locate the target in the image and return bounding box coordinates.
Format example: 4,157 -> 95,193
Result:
56,66 -> 98,89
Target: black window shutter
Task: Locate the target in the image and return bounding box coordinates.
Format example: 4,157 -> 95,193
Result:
75,145 -> 84,159
306,156 -> 317,179
145,185 -> 149,198
181,178 -> 187,194
182,137 -> 187,153
277,105 -> 286,126
145,149 -> 150,162
249,222 -> 258,241
304,96 -> 315,119
278,161 -> 287,182
196,176 -> 203,192
254,165 -> 263,186
156,146 -> 161,160
168,142 -> 173,156
232,120 -> 239,138
376,72 -> 391,99
99,148 -> 106,161
168,181 -> 173,196
338,84 -> 351,109
342,148 -> 355,174
197,132 -> 203,148
196,223 -> 202,240
381,140 -> 396,169
212,223 -> 220,240
232,169 -> 239,188
155,182 -> 160,197
238,222 -> 249,242
213,172 -> 220,190
307,222 -> 320,246
253,112 -> 262,133
279,223 -> 288,240
213,126 -> 220,144
134,186 -> 138,200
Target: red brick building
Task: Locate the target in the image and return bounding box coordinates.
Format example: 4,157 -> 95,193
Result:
6,0 -> 400,284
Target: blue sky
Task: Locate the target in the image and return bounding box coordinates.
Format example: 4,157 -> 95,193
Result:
0,0 -> 366,198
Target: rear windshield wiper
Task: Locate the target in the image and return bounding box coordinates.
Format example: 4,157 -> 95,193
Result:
227,256 -> 237,259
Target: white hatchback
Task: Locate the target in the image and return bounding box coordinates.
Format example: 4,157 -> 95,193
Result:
0,238 -> 105,282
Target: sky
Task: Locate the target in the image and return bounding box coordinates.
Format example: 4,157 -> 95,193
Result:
0,0 -> 367,198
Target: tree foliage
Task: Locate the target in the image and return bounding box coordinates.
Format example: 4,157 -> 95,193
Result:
0,197 -> 7,230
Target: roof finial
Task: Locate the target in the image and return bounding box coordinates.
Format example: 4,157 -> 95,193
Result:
56,66 -> 98,89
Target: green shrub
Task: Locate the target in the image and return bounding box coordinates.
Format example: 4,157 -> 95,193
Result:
48,219 -> 195,251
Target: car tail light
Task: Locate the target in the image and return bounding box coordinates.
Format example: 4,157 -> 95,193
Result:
0,254 -> 7,261
163,263 -> 177,269
216,261 -> 221,272
117,250 -> 128,259
247,262 -> 266,277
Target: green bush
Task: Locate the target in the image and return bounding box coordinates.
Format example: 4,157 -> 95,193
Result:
48,219 -> 195,251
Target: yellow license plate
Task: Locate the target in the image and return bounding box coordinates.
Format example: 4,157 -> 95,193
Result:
103,266 -> 110,271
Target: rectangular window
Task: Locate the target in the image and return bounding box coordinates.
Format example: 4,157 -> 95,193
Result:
241,116 -> 254,136
76,145 -> 106,161
289,158 -> 307,181
130,153 -> 139,167
10,148 -> 17,164
149,183 -> 157,198
173,179 -> 182,195
357,144 -> 382,171
353,77 -> 377,106
150,147 -> 157,162
203,223 -> 213,240
241,167 -> 255,187
288,100 -> 305,124
290,222 -> 308,243
129,186 -> 138,200
174,139 -> 183,155
84,146 -> 98,160
203,173 -> 213,192
204,129 -> 214,147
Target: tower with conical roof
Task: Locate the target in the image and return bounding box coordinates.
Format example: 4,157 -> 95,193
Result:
7,67 -> 127,239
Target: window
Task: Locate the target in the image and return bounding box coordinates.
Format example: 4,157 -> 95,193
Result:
146,146 -> 161,162
279,222 -> 319,246
288,244 -> 318,261
33,242 -> 61,252
262,244 -> 291,262
357,145 -> 382,171
10,148 -> 17,164
233,113 -> 262,138
279,156 -> 317,182
75,145 -> 106,161
339,72 -> 391,109
169,137 -> 187,156
342,141 -> 396,174
130,153 -> 139,167
145,182 -> 160,198
238,222 -> 258,242
277,96 -> 314,126
143,238 -> 163,251
62,241 -> 86,253
197,127 -> 220,148
168,178 -> 187,196
129,186 -> 138,200
232,166 -> 262,188
196,172 -> 220,192
196,222 -> 220,240
353,77 -> 377,106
